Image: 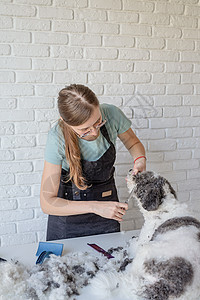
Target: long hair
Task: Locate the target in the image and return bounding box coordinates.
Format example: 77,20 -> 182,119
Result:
57,84 -> 99,190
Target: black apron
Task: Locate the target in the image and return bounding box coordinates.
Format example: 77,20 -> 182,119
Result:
46,124 -> 120,241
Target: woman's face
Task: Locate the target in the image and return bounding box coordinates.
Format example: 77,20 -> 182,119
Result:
70,106 -> 102,141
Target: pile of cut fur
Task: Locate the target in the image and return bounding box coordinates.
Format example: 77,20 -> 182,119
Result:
0,242 -> 135,300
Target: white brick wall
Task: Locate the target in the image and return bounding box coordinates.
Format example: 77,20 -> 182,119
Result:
0,0 -> 200,246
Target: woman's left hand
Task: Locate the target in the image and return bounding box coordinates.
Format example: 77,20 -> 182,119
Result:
133,157 -> 146,175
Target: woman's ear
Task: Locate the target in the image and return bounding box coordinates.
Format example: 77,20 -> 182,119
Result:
60,116 -> 63,121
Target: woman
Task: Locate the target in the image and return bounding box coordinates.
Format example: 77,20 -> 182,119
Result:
40,84 -> 146,241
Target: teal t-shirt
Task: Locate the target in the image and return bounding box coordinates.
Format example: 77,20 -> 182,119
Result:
44,103 -> 132,171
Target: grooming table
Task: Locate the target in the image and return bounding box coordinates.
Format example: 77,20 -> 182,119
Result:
0,230 -> 139,267
0,229 -> 140,300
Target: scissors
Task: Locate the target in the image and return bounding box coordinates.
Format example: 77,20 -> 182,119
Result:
125,169 -> 141,204
125,186 -> 135,204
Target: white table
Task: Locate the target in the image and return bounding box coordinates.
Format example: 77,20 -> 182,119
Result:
0,230 -> 140,267
0,230 -> 140,300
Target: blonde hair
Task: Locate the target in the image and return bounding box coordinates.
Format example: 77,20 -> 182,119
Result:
57,84 -> 99,190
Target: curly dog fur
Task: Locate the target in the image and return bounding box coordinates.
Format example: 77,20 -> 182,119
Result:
90,171 -> 200,300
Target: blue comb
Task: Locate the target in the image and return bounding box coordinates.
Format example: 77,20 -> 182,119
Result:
36,242 -> 64,265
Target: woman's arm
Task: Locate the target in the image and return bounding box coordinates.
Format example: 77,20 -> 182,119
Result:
118,128 -> 146,174
40,161 -> 128,221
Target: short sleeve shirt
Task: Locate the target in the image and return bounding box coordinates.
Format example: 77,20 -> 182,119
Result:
44,103 -> 132,171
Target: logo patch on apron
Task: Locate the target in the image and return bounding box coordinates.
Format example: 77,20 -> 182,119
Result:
102,190 -> 112,197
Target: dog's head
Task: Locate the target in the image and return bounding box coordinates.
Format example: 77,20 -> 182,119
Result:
126,170 -> 177,212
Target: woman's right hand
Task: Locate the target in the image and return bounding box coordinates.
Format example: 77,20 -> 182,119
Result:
92,201 -> 128,222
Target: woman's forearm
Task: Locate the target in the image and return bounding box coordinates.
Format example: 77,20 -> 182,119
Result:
40,195 -> 94,216
118,128 -> 146,160
129,141 -> 146,173
128,141 -> 146,160
40,195 -> 128,222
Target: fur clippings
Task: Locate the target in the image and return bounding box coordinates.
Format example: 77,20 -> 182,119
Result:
89,171 -> 200,300
1,170 -> 200,300
0,242 -> 135,300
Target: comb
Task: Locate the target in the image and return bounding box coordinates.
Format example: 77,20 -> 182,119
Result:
87,243 -> 114,259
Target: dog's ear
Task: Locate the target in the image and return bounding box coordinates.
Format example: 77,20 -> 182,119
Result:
164,179 -> 177,199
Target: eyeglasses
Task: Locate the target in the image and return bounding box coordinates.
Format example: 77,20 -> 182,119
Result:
76,118 -> 107,138
61,112 -> 107,138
